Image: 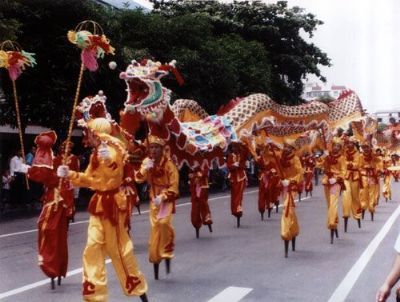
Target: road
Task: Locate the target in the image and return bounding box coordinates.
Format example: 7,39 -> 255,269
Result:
1,181 -> 400,302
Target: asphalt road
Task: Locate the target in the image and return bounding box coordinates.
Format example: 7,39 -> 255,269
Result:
1,180 -> 400,302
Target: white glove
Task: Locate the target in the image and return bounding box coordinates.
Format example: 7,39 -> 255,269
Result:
143,158 -> 154,170
153,195 -> 162,206
329,178 -> 337,185
98,143 -> 110,160
57,165 -> 70,178
19,164 -> 31,174
233,162 -> 240,167
282,179 -> 290,187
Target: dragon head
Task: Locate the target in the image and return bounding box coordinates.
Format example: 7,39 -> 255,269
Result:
120,59 -> 183,122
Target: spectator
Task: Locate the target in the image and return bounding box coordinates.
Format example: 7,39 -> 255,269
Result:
25,146 -> 36,165
1,169 -> 12,206
9,149 -> 27,206
9,149 -> 23,177
376,233 -> 400,301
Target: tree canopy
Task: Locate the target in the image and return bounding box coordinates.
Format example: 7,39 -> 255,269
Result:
0,0 -> 330,134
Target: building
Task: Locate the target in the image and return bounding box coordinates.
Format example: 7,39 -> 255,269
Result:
95,0 -> 152,10
374,110 -> 400,124
302,82 -> 347,101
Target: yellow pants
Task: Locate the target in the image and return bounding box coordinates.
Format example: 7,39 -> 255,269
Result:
82,213 -> 147,302
342,180 -> 362,220
383,175 -> 392,200
360,176 -> 377,213
149,202 -> 175,263
281,190 -> 299,241
324,185 -> 340,230
374,179 -> 381,205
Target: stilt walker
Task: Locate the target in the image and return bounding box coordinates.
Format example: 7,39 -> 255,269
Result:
300,149 -> 315,197
321,140 -> 345,244
57,118 -> 148,301
382,150 -> 392,202
256,140 -> 281,219
135,135 -> 179,280
227,140 -> 249,228
359,142 -> 378,221
189,165 -> 213,238
342,138 -> 362,232
279,140 -> 302,258
374,148 -> 384,206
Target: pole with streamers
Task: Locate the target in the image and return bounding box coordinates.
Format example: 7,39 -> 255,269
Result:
0,40 -> 36,189
56,21 -> 115,205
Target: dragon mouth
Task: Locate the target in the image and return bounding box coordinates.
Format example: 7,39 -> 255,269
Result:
126,78 -> 150,107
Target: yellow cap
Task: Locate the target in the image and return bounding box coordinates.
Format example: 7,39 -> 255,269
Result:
148,135 -> 166,146
87,118 -> 112,135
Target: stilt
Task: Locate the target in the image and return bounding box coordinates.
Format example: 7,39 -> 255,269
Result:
195,228 -> 200,239
330,229 -> 334,244
165,259 -> 171,274
137,204 -> 141,215
371,212 -> 374,221
362,210 -> 365,220
237,216 -> 240,228
208,224 -> 213,233
275,203 -> 279,213
386,197 -> 388,203
51,278 -> 55,290
344,217 -> 348,233
291,237 -> 296,251
357,219 -> 361,228
305,191 -> 308,197
298,193 -> 301,202
261,212 -> 264,221
284,240 -> 289,258
154,263 -> 159,280
334,229 -> 339,238
310,191 -> 312,197
140,293 -> 149,302
268,208 -> 272,218
57,276 -> 61,286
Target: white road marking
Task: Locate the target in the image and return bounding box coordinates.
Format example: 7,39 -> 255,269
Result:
0,190 -> 309,299
207,286 -> 253,302
0,260 -> 111,300
328,204 -> 400,302
0,190 -> 261,239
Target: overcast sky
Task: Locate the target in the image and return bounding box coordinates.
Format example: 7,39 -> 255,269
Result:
138,0 -> 399,113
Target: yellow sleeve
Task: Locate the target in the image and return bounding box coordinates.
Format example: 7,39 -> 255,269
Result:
288,156 -> 303,183
69,147 -> 122,190
159,161 -> 179,202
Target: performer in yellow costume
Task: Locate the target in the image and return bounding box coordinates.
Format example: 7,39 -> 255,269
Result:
359,142 -> 378,221
135,135 -> 179,280
342,138 -> 362,232
279,141 -> 302,258
57,118 -> 148,302
322,140 -> 345,244
382,150 -> 392,201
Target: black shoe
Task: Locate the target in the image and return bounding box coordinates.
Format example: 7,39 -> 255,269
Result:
165,259 -> 171,274
154,263 -> 159,280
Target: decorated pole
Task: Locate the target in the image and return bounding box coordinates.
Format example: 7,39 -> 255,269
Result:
55,20 -> 115,205
0,40 -> 36,189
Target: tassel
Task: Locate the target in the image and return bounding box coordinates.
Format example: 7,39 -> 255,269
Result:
81,49 -> 98,71
9,64 -> 22,81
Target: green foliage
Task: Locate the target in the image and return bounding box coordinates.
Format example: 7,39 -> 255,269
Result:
0,0 -> 330,133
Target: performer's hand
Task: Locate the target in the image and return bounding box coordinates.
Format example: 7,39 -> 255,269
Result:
143,158 -> 154,170
329,178 -> 337,185
57,165 -> 70,178
233,162 -> 239,167
19,164 -> 31,174
376,282 -> 390,302
98,143 -> 110,160
324,150 -> 329,156
282,179 -> 290,187
153,195 -> 162,206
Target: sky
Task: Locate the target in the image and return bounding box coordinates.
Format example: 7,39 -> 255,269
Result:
134,0 -> 400,113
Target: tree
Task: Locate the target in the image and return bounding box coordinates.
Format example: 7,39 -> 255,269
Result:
151,0 -> 331,104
